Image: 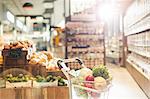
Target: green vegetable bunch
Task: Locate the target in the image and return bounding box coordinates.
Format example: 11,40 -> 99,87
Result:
35,75 -> 67,86
92,65 -> 110,79
5,74 -> 30,83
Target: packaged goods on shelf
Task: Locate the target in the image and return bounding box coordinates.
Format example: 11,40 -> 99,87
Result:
66,22 -> 104,69
65,4 -> 104,69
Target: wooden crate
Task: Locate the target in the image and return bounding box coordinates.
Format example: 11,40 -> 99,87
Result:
2,49 -> 28,66
0,87 -> 69,99
27,64 -> 47,77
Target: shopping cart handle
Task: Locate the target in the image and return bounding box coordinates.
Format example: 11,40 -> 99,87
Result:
75,58 -> 83,66
57,60 -> 63,69
57,60 -> 70,71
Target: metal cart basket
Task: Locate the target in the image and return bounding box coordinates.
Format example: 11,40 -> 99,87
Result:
57,57 -> 112,99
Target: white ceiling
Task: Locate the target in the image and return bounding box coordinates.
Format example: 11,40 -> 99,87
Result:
2,0 -> 46,16
2,0 -> 133,16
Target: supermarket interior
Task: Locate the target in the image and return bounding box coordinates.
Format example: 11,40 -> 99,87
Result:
0,0 -> 150,99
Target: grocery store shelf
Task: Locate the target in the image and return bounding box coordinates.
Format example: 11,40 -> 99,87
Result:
126,60 -> 150,98
127,59 -> 149,80
128,49 -> 150,58
128,13 -> 150,30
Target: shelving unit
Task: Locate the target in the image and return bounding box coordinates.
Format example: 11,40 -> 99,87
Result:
124,0 -> 150,98
65,2 -> 105,69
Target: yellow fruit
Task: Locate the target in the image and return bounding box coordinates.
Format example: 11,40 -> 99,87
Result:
94,77 -> 106,90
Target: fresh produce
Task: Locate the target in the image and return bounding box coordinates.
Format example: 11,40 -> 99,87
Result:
71,65 -> 111,99
78,67 -> 93,79
35,75 -> 67,86
3,41 -> 33,50
5,74 -> 31,83
84,83 -> 93,88
92,65 -> 110,80
94,77 -> 106,90
85,75 -> 94,81
29,52 -> 59,71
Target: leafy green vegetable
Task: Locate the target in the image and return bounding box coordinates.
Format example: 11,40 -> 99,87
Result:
92,65 -> 110,79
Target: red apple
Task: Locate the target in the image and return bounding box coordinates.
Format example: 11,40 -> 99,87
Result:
85,75 -> 94,81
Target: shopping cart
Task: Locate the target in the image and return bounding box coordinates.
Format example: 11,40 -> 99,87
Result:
57,57 -> 112,99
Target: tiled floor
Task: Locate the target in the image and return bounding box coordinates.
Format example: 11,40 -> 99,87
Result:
107,64 -> 148,99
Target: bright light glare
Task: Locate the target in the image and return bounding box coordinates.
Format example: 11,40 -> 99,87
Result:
98,4 -> 116,20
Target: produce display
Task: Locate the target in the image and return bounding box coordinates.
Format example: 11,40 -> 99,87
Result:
3,74 -> 67,88
4,74 -> 32,88
5,74 -> 31,83
71,65 -> 112,98
3,41 -> 33,50
29,51 -> 59,71
34,75 -> 67,86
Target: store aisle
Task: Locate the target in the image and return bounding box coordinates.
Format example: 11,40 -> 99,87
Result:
107,64 -> 148,99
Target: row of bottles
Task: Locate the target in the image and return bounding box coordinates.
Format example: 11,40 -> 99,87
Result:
127,30 -> 150,57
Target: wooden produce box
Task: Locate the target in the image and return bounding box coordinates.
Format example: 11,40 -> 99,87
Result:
33,80 -> 58,88
2,49 -> 28,66
6,80 -> 32,88
0,87 -> 69,99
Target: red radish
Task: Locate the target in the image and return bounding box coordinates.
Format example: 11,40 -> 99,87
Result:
85,75 -> 94,81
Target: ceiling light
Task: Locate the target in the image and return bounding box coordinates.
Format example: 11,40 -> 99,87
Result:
23,2 -> 33,10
